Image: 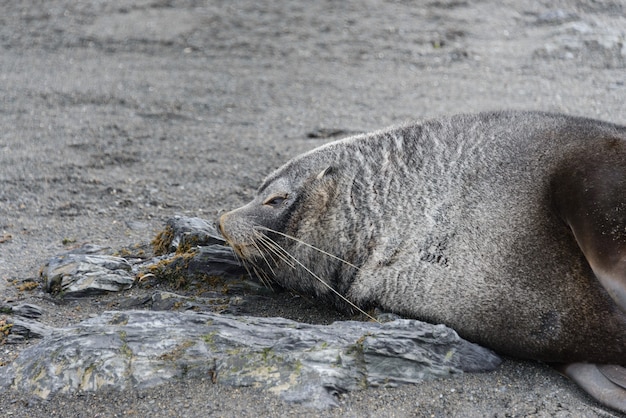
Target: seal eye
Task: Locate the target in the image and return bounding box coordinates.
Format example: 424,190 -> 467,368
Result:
263,194 -> 288,207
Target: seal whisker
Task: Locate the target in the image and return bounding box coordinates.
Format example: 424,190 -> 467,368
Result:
260,233 -> 379,324
230,244 -> 274,288
251,230 -> 284,268
251,264 -> 274,289
254,231 -> 297,269
249,237 -> 278,277
244,251 -> 275,289
255,226 -> 361,271
241,257 -> 268,287
252,230 -> 285,266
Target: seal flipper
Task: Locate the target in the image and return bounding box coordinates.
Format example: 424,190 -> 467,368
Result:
551,154 -> 626,313
559,363 -> 626,413
598,365 -> 626,390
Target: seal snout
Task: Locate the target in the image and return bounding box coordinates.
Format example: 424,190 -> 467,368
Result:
218,211 -> 245,257
217,210 -> 262,261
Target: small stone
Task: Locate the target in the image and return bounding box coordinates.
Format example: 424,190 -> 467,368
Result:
41,249 -> 134,297
166,216 -> 226,252
10,304 -> 44,319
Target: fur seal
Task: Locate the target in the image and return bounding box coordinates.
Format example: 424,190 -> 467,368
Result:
218,111 -> 626,413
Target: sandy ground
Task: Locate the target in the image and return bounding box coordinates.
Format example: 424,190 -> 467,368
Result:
1,0 -> 625,416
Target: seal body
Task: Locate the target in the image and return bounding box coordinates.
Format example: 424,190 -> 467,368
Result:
219,111 -> 626,411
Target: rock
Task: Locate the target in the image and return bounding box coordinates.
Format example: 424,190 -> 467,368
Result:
141,216 -> 247,286
0,310 -> 501,408
135,244 -> 249,291
39,217 -> 249,298
4,318 -> 52,344
152,216 -> 226,255
41,248 -> 134,297
185,244 -> 249,279
9,304 -> 44,319
117,289 -> 266,317
0,303 -> 47,344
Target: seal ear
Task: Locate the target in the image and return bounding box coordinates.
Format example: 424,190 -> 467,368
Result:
316,166 -> 335,180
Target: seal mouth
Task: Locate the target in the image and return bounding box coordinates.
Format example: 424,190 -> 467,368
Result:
228,242 -> 254,260
218,213 -> 266,261
218,228 -> 248,259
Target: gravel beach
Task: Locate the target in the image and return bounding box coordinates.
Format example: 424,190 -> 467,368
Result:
1,1 -> 625,416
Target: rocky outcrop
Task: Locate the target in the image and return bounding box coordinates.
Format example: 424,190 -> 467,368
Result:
0,310 -> 501,408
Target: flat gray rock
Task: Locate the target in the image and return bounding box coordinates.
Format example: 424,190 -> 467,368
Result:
0,303 -> 44,319
0,310 -> 501,408
4,317 -> 53,344
41,252 -> 134,296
